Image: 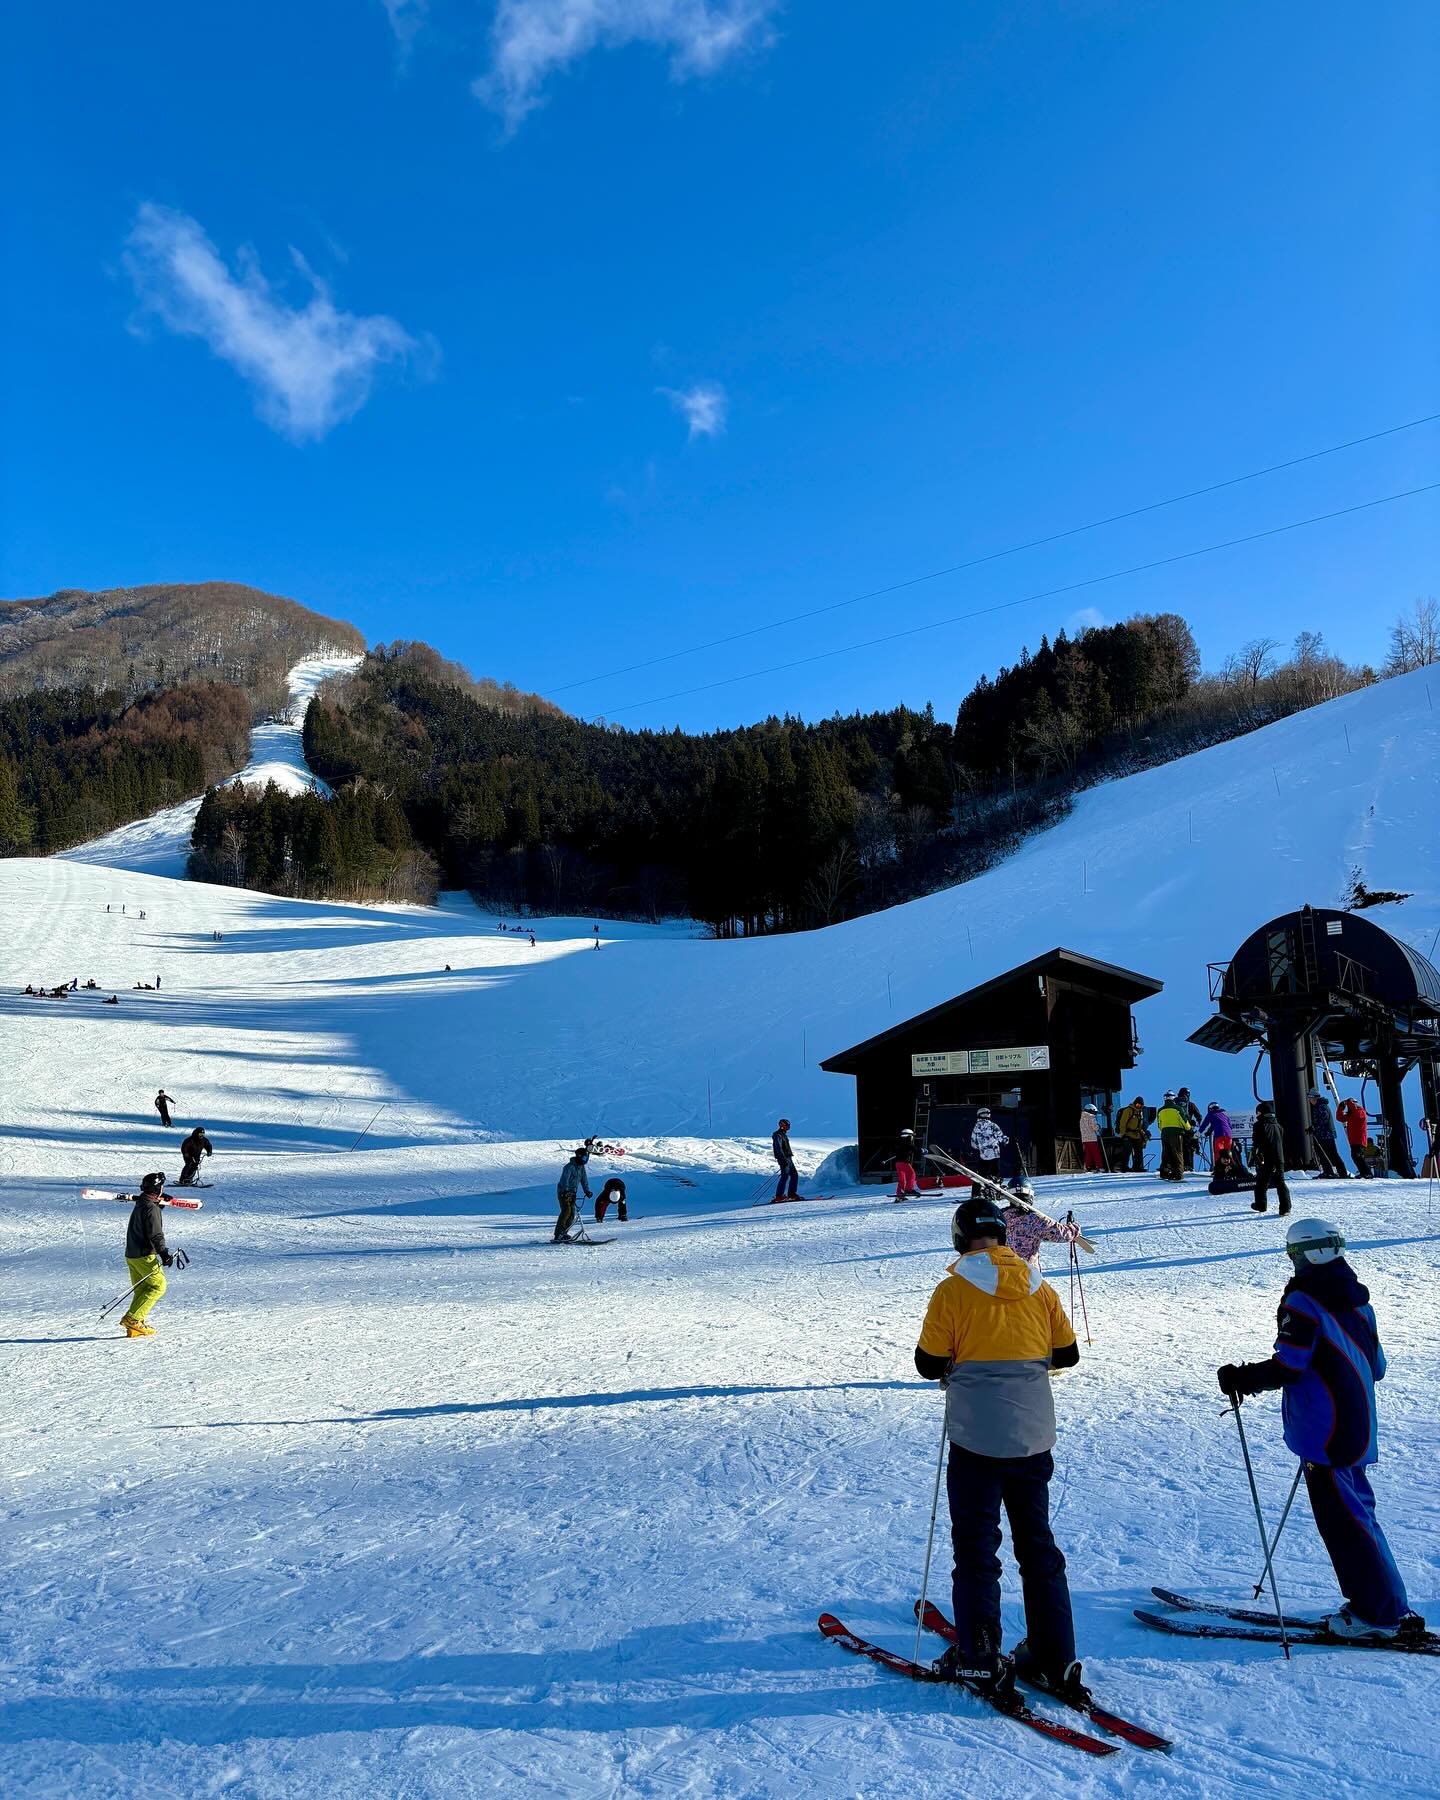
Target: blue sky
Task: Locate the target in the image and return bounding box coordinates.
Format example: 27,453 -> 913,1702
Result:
4,1 -> 1436,730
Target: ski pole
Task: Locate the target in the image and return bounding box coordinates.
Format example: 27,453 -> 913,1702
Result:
1068,1232 -> 1093,1345
1228,1397 -> 1291,1658
98,1250 -> 189,1320
347,1104 -> 388,1152
1252,1463 -> 1305,1598
913,1401 -> 950,1665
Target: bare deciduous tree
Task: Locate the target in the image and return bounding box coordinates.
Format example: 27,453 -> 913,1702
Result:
1383,598 -> 1440,676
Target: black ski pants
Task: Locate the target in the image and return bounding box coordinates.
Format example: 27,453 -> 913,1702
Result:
1118,1137 -> 1146,1172
1252,1155 -> 1291,1212
1159,1128 -> 1186,1179
179,1155 -> 200,1186
1349,1144 -> 1374,1178
1312,1135 -> 1348,1179
947,1444 -> 1074,1677
774,1157 -> 798,1200
156,1101 -> 171,1128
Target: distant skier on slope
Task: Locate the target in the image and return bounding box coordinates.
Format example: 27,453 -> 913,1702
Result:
119,1172 -> 177,1338
914,1194 -> 1083,1700
1217,1218 -> 1425,1643
178,1126 -> 212,1187
968,1109 -> 1007,1182
154,1089 -> 176,1128
772,1118 -> 798,1201
554,1148 -> 592,1242
892,1127 -> 919,1202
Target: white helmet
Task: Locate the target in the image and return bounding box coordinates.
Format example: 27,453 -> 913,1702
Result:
1285,1217 -> 1346,1266
976,1107 -> 991,1119
900,1128 -> 914,1139
1083,1103 -> 1099,1114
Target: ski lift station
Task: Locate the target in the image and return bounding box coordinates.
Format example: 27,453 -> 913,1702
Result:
1188,903 -> 1440,1177
820,947 -> 1163,1181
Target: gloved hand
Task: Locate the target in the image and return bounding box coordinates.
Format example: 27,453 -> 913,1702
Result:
1216,1363 -> 1245,1400
160,1251 -> 174,1268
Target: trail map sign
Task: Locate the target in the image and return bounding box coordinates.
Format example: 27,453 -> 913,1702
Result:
911,1045 -> 1051,1077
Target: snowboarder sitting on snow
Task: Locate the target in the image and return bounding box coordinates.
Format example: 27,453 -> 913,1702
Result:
555,1148 -> 592,1242
1249,1100 -> 1290,1215
155,1088 -> 176,1128
892,1127 -> 919,1202
914,1194 -> 1083,1701
178,1126 -> 212,1187
121,1171 -> 177,1338
968,1109 -> 1007,1181
772,1118 -> 798,1201
1001,1197 -> 1093,1269
1208,1145 -> 1256,1196
1217,1218 -> 1425,1642
594,1177 -> 627,1224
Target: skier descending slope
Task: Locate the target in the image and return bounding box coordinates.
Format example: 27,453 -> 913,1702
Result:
154,1088 -> 175,1128
554,1147 -> 592,1243
120,1172 -> 177,1338
178,1126 -> 212,1187
913,1194 -> 1083,1701
1216,1218 -> 1426,1642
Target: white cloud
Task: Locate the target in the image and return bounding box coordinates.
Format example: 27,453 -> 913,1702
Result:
477,0 -> 774,128
123,203 -> 426,443
658,380 -> 727,440
380,0 -> 429,60
1066,606 -> 1106,634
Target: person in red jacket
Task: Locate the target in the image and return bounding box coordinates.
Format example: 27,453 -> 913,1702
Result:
1335,1098 -> 1373,1178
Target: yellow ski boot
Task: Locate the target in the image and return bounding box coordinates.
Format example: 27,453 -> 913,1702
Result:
122,1315 -> 155,1337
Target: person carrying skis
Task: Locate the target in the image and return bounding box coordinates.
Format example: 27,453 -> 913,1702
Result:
1077,1104 -> 1104,1173
178,1126 -> 212,1186
1249,1100 -> 1291,1215
893,1127 -> 920,1202
155,1088 -> 176,1129
554,1148 -> 592,1242
1217,1218 -> 1424,1642
594,1176 -> 627,1224
120,1171 -> 177,1338
1199,1100 -> 1233,1158
968,1109 -> 1008,1181
914,1193 -> 1083,1700
1002,1197 -> 1092,1268
1155,1093 -> 1190,1181
1307,1089 -> 1350,1179
1336,1097 -> 1373,1178
772,1118 -> 798,1201
1113,1096 -> 1149,1172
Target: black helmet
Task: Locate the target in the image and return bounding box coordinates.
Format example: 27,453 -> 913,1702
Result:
140,1171 -> 166,1195
951,1194 -> 1008,1252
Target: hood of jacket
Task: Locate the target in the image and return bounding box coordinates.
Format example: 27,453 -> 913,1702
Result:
946,1246 -> 1043,1302
1284,1258 -> 1370,1312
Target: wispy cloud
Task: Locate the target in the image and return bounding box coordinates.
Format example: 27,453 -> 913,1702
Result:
1067,606 -> 1106,634
476,0 -> 775,128
658,380 -> 727,440
124,204 -> 426,442
380,0 -> 430,60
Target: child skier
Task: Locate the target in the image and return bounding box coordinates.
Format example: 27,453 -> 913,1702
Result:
1217,1218 -> 1424,1642
120,1171 -> 176,1338
968,1109 -> 1008,1181
893,1127 -> 920,1202
154,1088 -> 175,1128
1001,1197 -> 1093,1269
914,1194 -> 1083,1699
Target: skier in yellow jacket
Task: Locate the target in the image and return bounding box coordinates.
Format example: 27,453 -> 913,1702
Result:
1155,1092 -> 1192,1181
914,1192 -> 1083,1703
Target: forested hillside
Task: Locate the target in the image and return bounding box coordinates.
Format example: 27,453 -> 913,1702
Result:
0,683 -> 250,854
0,581 -> 364,717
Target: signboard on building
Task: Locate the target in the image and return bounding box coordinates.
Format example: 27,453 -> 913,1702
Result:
910,1045 -> 1051,1077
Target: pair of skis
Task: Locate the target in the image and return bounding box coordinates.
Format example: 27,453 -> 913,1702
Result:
1137,1588 -> 1439,1654
80,1188 -> 204,1210
820,1602 -> 1173,1758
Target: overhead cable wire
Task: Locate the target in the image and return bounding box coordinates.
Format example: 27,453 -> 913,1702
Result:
546,410 -> 1440,698
594,479 -> 1440,719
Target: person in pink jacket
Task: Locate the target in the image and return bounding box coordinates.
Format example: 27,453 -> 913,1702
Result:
1002,1199 -> 1095,1268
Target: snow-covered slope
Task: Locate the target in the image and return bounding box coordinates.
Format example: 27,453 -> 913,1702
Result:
2,668 -> 1438,1798
57,653 -> 362,877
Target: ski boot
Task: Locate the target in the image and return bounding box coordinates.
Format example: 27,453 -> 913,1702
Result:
122,1315 -> 155,1337
1013,1638 -> 1091,1706
934,1644 -> 1017,1702
1250,1198 -> 1267,1212
1320,1606 -> 1412,1643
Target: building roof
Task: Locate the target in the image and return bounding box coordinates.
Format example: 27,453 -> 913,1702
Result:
820,947 -> 1164,1072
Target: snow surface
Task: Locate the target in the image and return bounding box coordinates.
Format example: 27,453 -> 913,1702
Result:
57,654 -> 364,878
3,667 -> 1439,1796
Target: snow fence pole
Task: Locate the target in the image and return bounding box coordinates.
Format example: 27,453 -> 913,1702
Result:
1253,1462 -> 1305,1599
1229,1399 -> 1291,1658
912,1403 -> 950,1665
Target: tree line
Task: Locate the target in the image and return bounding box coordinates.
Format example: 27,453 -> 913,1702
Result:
0,682 -> 250,854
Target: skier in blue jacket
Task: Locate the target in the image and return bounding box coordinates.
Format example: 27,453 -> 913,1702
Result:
1217,1218 -> 1424,1642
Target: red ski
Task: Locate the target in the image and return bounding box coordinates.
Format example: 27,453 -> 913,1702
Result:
80,1188 -> 203,1210
915,1601 -> 1172,1750
818,1614 -> 1117,1757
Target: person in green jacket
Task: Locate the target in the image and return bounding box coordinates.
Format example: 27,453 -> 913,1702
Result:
1156,1092 -> 1190,1181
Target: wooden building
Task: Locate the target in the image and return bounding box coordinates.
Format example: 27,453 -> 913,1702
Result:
821,947 -> 1163,1180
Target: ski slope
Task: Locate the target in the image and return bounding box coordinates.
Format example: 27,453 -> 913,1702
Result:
57,654 -> 363,877
2,667 -> 1439,1797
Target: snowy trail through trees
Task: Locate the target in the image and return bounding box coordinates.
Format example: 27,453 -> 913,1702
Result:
57,654 -> 362,877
